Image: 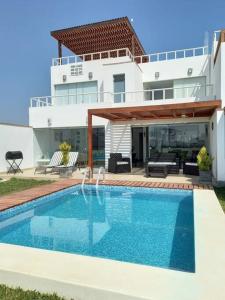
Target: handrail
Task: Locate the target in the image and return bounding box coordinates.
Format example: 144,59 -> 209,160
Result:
96,167 -> 105,188
134,46 -> 208,63
82,166 -> 93,186
30,84 -> 214,107
52,46 -> 209,66
52,48 -> 133,66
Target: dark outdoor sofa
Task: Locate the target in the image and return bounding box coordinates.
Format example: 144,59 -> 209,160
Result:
145,153 -> 180,177
183,150 -> 199,176
183,161 -> 199,176
108,153 -> 131,173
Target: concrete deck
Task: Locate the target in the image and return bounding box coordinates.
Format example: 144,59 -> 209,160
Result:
0,167 -> 201,184
0,175 -> 224,300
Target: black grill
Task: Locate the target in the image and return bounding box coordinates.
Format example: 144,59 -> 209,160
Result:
5,151 -> 23,173
5,151 -> 23,160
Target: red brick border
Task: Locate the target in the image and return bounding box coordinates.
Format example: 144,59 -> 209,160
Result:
0,179 -> 212,212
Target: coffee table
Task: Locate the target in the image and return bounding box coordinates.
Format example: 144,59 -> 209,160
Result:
147,163 -> 168,178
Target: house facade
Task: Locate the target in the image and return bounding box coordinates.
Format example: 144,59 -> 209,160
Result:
29,17 -> 225,182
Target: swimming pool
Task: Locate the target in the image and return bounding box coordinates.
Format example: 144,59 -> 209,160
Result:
0,185 -> 195,272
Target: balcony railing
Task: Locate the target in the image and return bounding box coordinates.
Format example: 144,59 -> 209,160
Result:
52,45 -> 208,66
134,46 -> 208,64
30,85 -> 214,107
52,48 -> 133,66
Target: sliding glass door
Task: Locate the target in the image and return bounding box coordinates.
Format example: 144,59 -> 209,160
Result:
148,123 -> 209,159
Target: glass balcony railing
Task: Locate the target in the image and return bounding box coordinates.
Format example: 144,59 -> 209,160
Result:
30,84 -> 214,107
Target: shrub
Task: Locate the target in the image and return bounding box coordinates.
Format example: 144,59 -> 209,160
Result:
197,146 -> 213,171
59,142 -> 71,166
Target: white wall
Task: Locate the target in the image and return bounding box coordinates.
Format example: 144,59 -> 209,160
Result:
33,129 -> 54,164
51,57 -> 143,101
0,124 -> 34,172
29,104 -> 108,128
213,46 -> 221,100
220,43 -> 225,107
209,112 -> 217,178
140,55 -> 210,83
210,110 -> 225,182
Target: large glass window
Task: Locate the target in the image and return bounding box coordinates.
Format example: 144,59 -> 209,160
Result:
55,81 -> 98,105
148,123 -> 208,158
54,127 -> 105,166
113,74 -> 125,103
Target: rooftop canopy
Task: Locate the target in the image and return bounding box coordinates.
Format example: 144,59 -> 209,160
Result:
51,17 -> 145,57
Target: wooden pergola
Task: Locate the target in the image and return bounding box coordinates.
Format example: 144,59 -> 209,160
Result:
51,17 -> 145,58
87,100 -> 221,170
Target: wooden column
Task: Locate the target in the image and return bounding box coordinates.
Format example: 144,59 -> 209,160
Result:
88,111 -> 93,173
58,40 -> 62,58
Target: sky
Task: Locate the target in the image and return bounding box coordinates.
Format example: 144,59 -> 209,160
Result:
0,0 -> 225,125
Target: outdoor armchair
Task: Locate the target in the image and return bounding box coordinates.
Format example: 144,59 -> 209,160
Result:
108,153 -> 131,173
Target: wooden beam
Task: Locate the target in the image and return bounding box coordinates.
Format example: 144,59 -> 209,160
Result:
104,112 -> 121,119
88,112 -> 93,173
89,100 -> 221,117
58,41 -> 62,58
144,111 -> 158,118
112,112 -> 134,119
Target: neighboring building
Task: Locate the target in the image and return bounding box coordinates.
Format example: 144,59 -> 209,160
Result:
29,17 -> 225,182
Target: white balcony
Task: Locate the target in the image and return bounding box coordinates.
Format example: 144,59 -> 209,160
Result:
52,48 -> 133,66
30,84 -> 214,108
51,46 -> 208,67
134,46 -> 208,64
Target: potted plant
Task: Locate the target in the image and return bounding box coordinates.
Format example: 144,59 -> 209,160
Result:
197,146 -> 213,183
59,142 -> 72,178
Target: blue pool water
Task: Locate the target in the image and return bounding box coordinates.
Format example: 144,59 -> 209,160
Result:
0,185 -> 195,272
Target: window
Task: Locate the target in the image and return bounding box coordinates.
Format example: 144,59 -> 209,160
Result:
55,81 -> 98,105
143,80 -> 173,101
149,123 -> 209,157
113,74 -> 125,103
70,64 -> 83,76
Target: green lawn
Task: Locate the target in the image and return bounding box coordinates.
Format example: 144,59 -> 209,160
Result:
0,178 -> 53,196
214,187 -> 225,213
0,284 -> 67,300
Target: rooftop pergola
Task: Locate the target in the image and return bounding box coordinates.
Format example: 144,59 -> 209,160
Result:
51,17 -> 145,57
87,100 -> 221,170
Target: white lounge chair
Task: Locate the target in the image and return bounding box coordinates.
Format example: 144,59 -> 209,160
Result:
54,152 -> 79,174
34,151 -> 63,174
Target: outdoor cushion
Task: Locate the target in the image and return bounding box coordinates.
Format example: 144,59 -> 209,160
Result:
185,162 -> 197,166
116,161 -> 129,165
148,161 -> 176,166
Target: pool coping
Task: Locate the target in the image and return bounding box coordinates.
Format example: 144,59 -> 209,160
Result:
0,181 -> 224,300
0,178 -> 212,212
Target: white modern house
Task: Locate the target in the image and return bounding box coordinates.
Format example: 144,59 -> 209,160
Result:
2,17 -> 225,182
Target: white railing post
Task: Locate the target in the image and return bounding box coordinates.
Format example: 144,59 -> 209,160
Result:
163,89 -> 166,100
